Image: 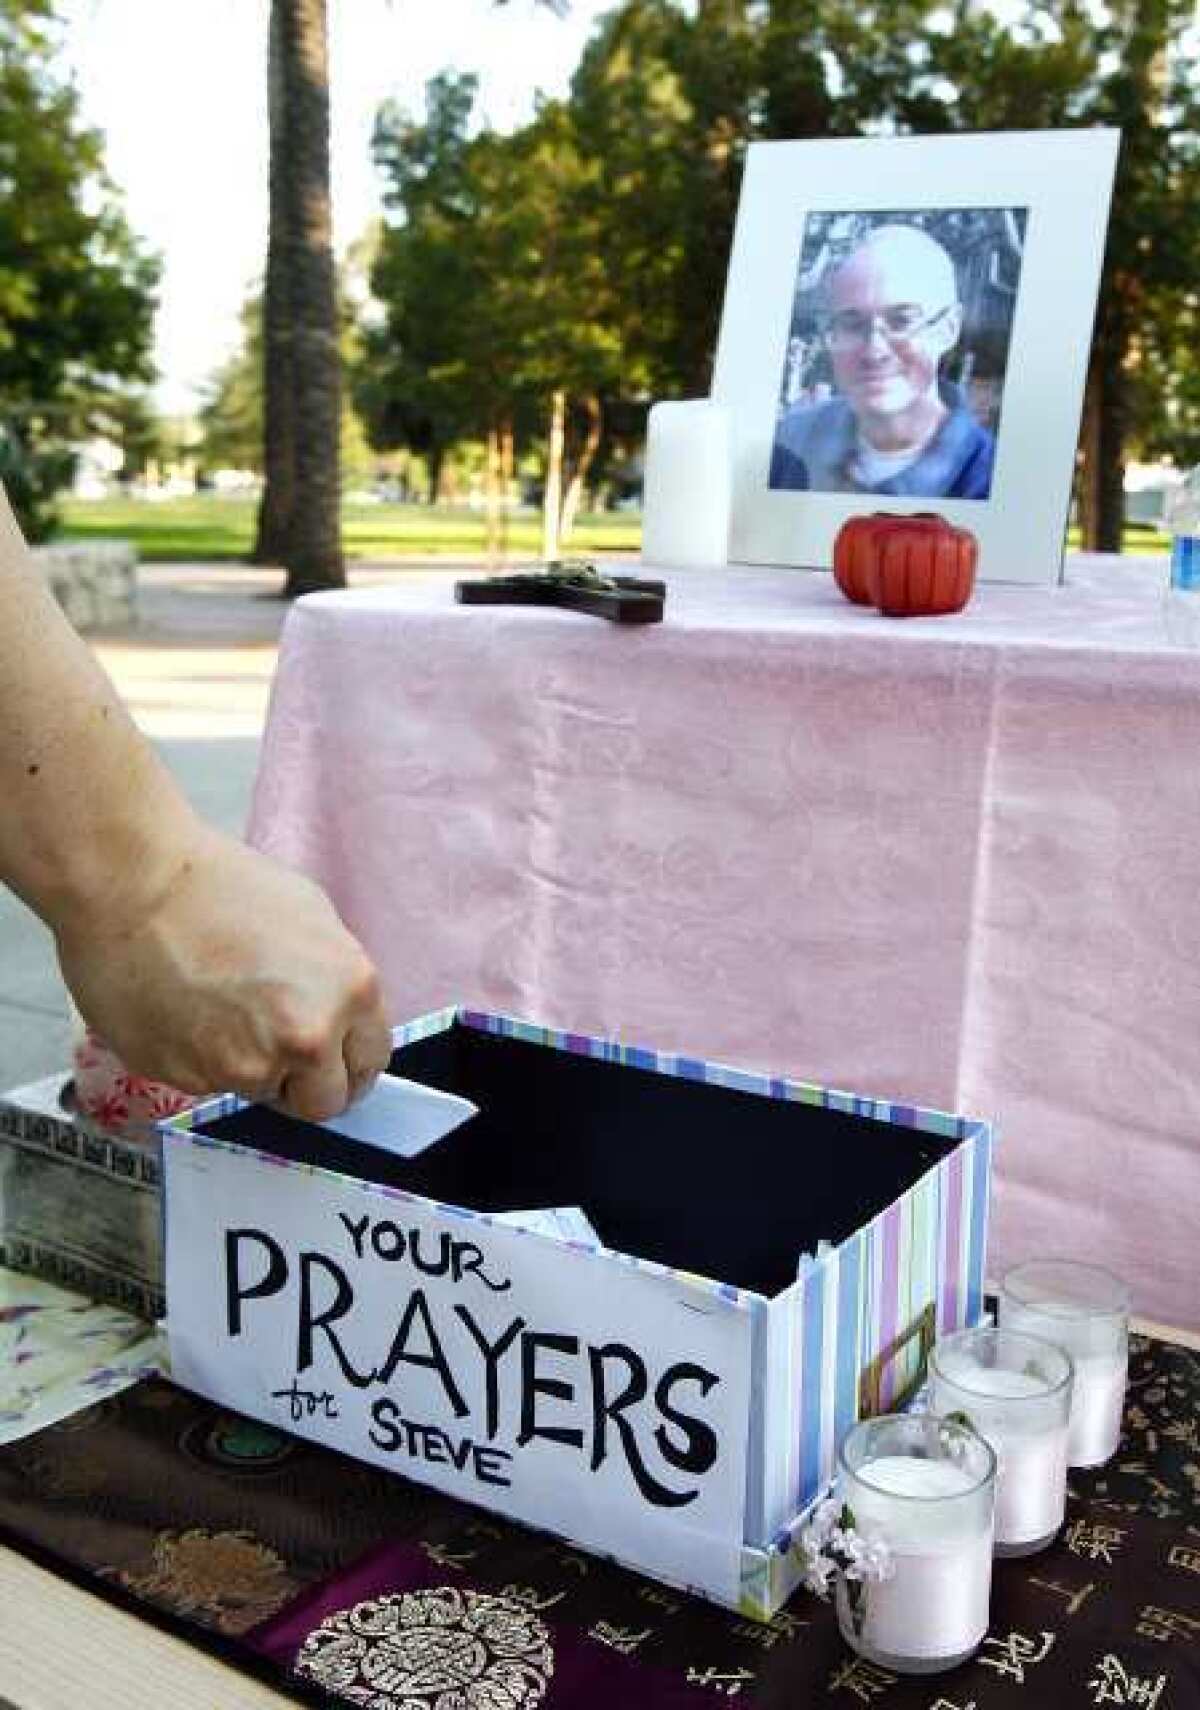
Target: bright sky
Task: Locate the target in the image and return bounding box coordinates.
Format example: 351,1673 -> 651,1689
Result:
57,0 -> 610,415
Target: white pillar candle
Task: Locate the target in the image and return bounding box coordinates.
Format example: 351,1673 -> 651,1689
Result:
998,1262 -> 1129,1472
641,400 -> 731,569
1006,1328 -> 1126,1470
1065,1350 -> 1127,1468
846,1457 -> 993,1665
937,1366 -> 1069,1550
995,1426 -> 1069,1545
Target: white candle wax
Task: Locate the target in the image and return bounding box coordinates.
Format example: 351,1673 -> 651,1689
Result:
641,400 -> 731,569
1067,1351 -> 1127,1467
846,1456 -> 993,1662
1000,1298 -> 1127,1469
931,1365 -> 1069,1549
995,1426 -> 1069,1545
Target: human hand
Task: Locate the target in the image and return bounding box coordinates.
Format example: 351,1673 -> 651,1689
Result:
57,825 -> 392,1121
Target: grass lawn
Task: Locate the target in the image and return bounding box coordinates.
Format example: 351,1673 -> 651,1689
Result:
1068,521 -> 1170,554
57,495 -> 1169,564
58,496 -> 641,562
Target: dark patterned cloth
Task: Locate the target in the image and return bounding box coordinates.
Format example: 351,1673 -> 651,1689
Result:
0,1333 -> 1196,1708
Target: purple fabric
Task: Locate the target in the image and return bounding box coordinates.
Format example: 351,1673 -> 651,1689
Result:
247,554 -> 1200,1330
246,1538 -> 722,1706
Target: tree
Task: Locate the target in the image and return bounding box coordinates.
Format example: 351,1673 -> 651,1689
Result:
200,287 -> 376,484
583,0 -> 1200,550
567,0 -> 745,400
366,77 -> 636,550
1077,0 -> 1200,547
364,12 -> 748,540
880,0 -> 1200,550
0,0 -> 158,537
354,0 -> 1200,553
200,298 -> 266,474
252,0 -> 344,594
102,391 -> 164,484
361,75 -> 501,506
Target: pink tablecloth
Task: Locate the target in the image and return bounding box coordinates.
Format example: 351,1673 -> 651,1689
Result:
247,554 -> 1200,1331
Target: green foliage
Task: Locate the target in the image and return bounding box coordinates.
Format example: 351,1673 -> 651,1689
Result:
567,0 -> 754,397
357,75 -> 519,472
0,423 -> 73,542
354,0 -> 1200,532
362,69 -> 656,520
0,0 -> 159,536
102,391 -> 164,481
199,298 -> 266,473
883,0 -> 1200,480
199,286 -> 378,483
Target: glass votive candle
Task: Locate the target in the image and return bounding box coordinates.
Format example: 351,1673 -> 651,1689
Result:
930,1327 -> 1073,1557
836,1413 -> 996,1674
997,1259 -> 1129,1469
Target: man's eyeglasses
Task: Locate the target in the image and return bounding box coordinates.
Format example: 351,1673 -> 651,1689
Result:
823,304 -> 955,350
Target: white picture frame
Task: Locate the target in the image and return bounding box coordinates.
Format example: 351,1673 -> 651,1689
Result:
711,130 -> 1119,584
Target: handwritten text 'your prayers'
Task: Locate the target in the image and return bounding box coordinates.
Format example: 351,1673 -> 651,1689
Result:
226,1210 -> 723,1508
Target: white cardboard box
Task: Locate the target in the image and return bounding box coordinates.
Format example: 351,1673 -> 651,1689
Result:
162,1007 -> 992,1618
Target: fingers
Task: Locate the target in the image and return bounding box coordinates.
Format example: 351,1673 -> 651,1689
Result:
278,1056 -> 352,1124
238,1072 -> 287,1107
344,1006 -> 393,1106
274,960 -> 391,1123
278,1016 -> 389,1123
61,826 -> 394,1121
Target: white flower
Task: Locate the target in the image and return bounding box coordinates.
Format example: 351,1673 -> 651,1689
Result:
809,1498 -> 842,1543
797,1540 -> 836,1599
796,1498 -> 893,1597
843,1531 -> 894,1585
836,1532 -> 869,1580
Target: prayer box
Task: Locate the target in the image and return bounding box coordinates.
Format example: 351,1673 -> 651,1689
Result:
161,1007 -> 992,1618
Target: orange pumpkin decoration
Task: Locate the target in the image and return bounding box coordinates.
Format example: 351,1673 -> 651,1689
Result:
832,514 -> 890,605
833,512 -> 977,618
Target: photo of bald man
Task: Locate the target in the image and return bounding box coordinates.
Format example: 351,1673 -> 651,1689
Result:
770,216 -> 1016,501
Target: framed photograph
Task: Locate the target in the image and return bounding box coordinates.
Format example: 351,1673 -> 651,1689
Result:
711,130 -> 1119,583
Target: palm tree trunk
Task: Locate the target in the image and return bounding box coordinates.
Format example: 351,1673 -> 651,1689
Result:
259,0 -> 345,595
251,2 -> 296,565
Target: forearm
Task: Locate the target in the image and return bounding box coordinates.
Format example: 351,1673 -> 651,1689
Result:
0,489 -> 390,1114
0,489 -> 199,941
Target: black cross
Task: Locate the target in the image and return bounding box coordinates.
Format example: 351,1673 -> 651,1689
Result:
455,560 -> 665,625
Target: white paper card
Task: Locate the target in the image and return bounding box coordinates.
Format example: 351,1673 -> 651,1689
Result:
165,1136 -> 751,1605
494,1206 -> 602,1247
320,1074 -> 477,1157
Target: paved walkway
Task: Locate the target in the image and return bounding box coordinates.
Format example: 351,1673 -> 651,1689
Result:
0,561 -> 460,1091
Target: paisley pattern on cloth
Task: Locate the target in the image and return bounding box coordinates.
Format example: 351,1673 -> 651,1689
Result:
111,1526 -> 298,1636
294,1587 -> 554,1710
0,1354 -> 1196,1708
178,1411 -> 299,1475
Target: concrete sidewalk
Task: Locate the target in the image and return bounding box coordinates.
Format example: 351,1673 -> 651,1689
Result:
0,560 -> 459,1090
